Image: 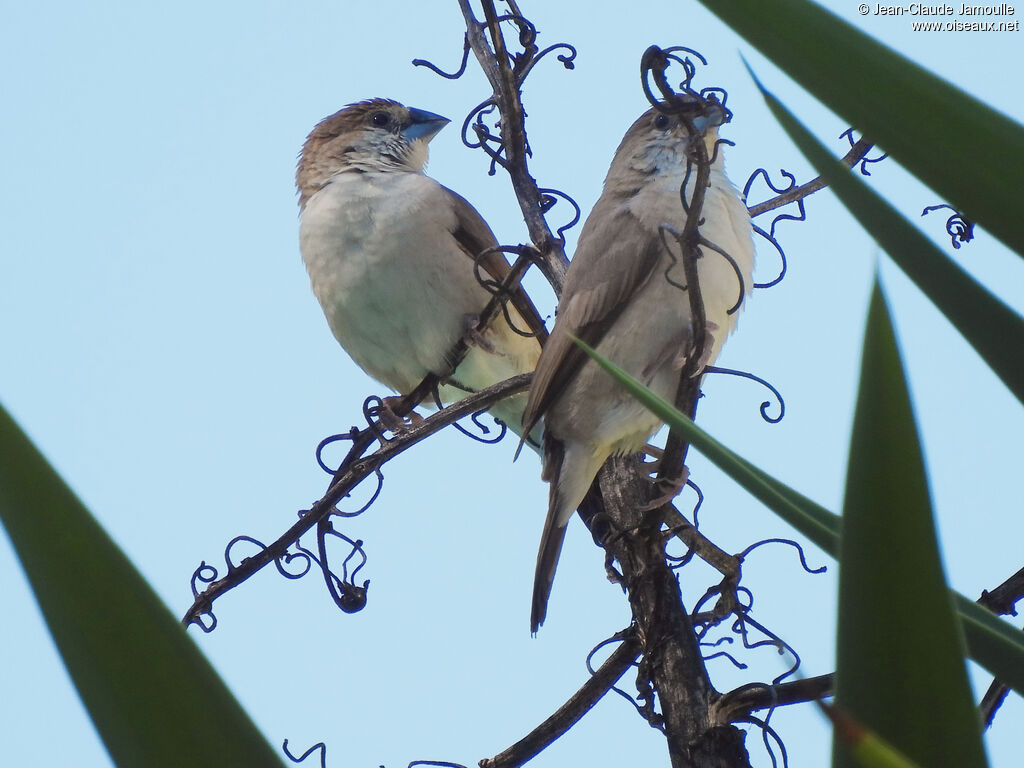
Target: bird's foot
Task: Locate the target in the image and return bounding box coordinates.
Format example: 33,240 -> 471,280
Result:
375,396 -> 425,435
640,465 -> 690,511
696,321 -> 721,370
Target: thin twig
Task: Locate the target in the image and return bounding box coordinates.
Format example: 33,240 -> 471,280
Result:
978,564 -> 1024,616
459,0 -> 569,292
183,253 -> 538,628
976,565 -> 1024,727
714,674 -> 834,724
746,138 -> 874,219
182,373 -> 532,628
480,634 -> 643,768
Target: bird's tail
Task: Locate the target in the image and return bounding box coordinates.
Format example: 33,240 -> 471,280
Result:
531,436 -> 604,633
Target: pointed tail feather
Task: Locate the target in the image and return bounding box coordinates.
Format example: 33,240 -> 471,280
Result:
530,436 -> 607,633
531,505 -> 570,633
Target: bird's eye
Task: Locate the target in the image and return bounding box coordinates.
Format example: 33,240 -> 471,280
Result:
371,112 -> 391,128
654,113 -> 671,130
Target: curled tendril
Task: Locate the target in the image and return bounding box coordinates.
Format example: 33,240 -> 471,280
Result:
453,410 -> 509,444
516,42 -> 578,82
537,187 -> 582,243
361,396 -> 399,443
315,428 -> 361,474
733,612 -> 802,685
274,547 -> 315,581
330,468 -> 384,518
470,245 -> 541,339
702,650 -> 749,670
746,168 -> 807,240
708,136 -> 735,166
187,534 -> 330,632
408,761 -> 471,768
411,35 -> 471,79
190,561 -> 218,598
677,159 -> 695,215
701,635 -> 735,649
744,168 -> 795,213
687,478 -> 704,528
737,537 -> 827,575
586,632 -> 646,716
656,223 -> 689,291
444,16 -> 574,182
424,383 -> 509,445
702,366 -> 785,423
750,223 -> 789,289
494,12 -> 537,55
922,203 -> 975,249
461,101 -> 497,150
690,583 -> 733,627
314,522 -> 369,614
743,167 -> 804,289
737,713 -> 790,768
659,45 -> 708,91
191,611 -> 216,633
697,233 -> 747,315
224,535 -> 313,580
188,562 -> 220,632
461,101 -> 507,174
839,128 -> 887,174
283,740 -> 327,767
700,86 -> 730,115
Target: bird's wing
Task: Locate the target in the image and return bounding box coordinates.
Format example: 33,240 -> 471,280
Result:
521,205 -> 662,435
441,185 -> 549,345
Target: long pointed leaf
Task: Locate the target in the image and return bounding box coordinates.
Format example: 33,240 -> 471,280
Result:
0,404 -> 284,768
572,337 -> 1024,697
750,73 -> 1024,405
697,0 -> 1024,257
834,280 -> 985,768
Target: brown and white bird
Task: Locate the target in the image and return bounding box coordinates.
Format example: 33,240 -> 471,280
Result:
521,104 -> 755,632
296,99 -> 546,435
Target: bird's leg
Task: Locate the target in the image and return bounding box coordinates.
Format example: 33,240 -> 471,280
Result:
641,463 -> 690,511
461,312 -> 499,354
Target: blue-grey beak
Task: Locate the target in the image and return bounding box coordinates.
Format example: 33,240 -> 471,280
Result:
404,107 -> 450,143
692,102 -> 727,135
692,115 -> 711,134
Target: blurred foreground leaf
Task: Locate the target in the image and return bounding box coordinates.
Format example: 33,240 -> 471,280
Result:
0,404 -> 284,768
749,73 -> 1024,405
572,337 -> 1024,697
834,280 -> 986,768
698,0 -> 1024,257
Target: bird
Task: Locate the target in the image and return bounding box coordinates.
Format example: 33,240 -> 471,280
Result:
296,99 -> 546,437
521,102 -> 755,632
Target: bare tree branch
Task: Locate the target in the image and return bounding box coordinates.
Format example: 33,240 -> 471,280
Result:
977,565 -> 1024,728
714,674 -> 834,724
182,372 -> 533,628
746,137 -> 875,218
459,0 -> 570,291
978,564 -> 1024,616
182,252 -> 540,628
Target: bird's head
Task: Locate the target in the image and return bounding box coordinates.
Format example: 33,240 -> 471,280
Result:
296,98 -> 450,207
606,102 -> 728,186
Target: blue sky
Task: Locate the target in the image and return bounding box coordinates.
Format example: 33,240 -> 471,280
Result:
2,1 -> 1022,766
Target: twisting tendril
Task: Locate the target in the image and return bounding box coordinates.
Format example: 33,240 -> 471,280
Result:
840,127 -> 887,174
922,203 -> 975,249
283,740 -> 328,767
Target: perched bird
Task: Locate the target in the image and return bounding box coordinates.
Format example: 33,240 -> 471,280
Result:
521,103 -> 755,632
296,99 -> 546,435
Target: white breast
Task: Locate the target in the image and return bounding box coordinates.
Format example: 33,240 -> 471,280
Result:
299,171 -> 488,393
